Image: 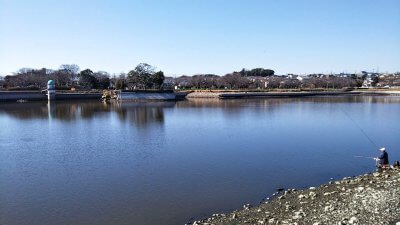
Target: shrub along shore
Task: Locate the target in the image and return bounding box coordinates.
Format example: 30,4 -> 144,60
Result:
189,168 -> 400,225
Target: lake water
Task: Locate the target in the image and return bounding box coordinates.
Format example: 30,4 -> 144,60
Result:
0,96 -> 399,225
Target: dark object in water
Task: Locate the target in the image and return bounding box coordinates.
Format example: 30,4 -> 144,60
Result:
393,160 -> 400,168
276,187 -> 284,192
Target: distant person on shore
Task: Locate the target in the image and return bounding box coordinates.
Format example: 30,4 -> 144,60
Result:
374,147 -> 389,169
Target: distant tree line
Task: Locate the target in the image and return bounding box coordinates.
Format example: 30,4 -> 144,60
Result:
1,65 -> 80,90
3,64 -> 396,91
0,63 -> 165,91
171,73 -> 361,90
238,68 -> 275,77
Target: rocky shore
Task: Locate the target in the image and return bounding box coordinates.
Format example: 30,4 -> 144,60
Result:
190,169 -> 400,225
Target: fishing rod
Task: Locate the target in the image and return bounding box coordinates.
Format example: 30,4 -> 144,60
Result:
353,155 -> 379,167
353,156 -> 375,159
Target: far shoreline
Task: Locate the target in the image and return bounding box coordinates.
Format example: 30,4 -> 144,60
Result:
0,88 -> 399,102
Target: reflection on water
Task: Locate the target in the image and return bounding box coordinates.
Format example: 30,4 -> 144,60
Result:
0,101 -> 175,128
0,96 -> 400,225
1,96 -> 399,121
114,102 -> 170,128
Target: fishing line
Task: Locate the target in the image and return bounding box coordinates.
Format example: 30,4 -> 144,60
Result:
340,107 -> 379,149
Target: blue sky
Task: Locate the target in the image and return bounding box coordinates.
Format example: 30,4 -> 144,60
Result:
0,0 -> 399,76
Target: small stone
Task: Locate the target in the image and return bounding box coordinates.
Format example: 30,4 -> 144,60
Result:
285,204 -> 293,210
293,210 -> 306,219
309,187 -> 316,190
243,204 -> 251,210
324,205 -> 334,212
362,200 -> 367,205
298,194 -> 307,199
349,216 -> 358,224
232,213 -> 237,219
356,187 -> 364,192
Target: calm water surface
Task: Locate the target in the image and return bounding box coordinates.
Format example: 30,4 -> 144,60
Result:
0,96 -> 399,225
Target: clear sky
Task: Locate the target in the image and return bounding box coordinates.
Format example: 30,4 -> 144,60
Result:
0,0 -> 399,76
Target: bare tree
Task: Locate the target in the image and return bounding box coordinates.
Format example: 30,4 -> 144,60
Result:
15,68 -> 34,75
59,64 -> 80,74
221,73 -> 250,89
0,76 -> 4,89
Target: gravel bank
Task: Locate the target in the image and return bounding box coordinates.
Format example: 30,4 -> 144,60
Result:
184,90 -> 400,99
190,169 -> 400,225
186,92 -> 221,98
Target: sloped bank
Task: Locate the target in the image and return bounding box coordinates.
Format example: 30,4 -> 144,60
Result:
183,90 -> 400,99
0,91 -> 101,102
190,169 -> 400,225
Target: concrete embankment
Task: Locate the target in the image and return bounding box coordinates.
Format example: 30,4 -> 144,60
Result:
55,93 -> 102,100
2,90 -> 399,102
0,91 -> 47,101
356,90 -> 400,96
0,91 -> 185,102
117,91 -> 179,101
191,169 -> 400,225
0,91 -> 101,102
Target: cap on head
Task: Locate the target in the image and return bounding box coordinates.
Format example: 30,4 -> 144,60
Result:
379,147 -> 386,151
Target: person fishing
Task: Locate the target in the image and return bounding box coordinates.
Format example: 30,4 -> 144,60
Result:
343,109 -> 392,170
374,147 -> 389,168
